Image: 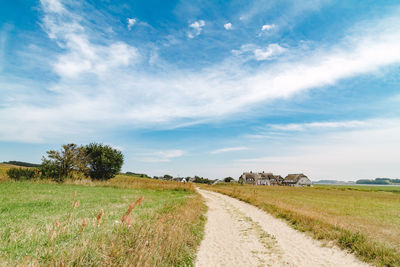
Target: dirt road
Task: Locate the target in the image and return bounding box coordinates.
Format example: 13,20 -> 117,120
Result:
195,189 -> 369,267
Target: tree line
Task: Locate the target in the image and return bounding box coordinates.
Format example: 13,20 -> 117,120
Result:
7,143 -> 123,182
2,161 -> 41,167
356,178 -> 400,185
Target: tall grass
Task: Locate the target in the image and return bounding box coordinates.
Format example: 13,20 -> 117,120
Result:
36,194 -> 204,266
201,184 -> 400,266
106,174 -> 195,192
0,180 -> 205,266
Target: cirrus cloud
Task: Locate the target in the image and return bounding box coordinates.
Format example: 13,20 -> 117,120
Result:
210,146 -> 248,154
135,150 -> 185,163
1,1 -> 400,143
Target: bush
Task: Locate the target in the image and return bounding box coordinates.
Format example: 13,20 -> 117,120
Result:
224,177 -> 234,183
193,176 -> 213,184
40,158 -> 64,182
85,143 -> 124,180
7,168 -> 39,181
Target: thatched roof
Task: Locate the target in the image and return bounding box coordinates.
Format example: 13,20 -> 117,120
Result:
242,172 -> 261,180
260,172 -> 274,179
284,174 -> 308,183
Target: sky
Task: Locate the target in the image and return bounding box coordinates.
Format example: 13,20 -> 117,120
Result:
0,0 -> 400,180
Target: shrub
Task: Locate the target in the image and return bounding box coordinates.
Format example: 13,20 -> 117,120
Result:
224,177 -> 234,183
193,176 -> 213,184
40,158 -> 64,182
45,144 -> 88,178
7,168 -> 39,181
85,143 -> 124,180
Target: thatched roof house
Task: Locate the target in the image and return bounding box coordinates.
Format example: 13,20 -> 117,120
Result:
283,174 -> 312,187
240,172 -> 261,185
240,171 -> 279,185
271,175 -> 284,185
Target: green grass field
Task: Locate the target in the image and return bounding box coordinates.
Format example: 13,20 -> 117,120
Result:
202,183 -> 400,266
0,180 -> 205,266
316,184 -> 400,193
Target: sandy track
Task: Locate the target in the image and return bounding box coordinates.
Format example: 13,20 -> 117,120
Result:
195,189 -> 369,267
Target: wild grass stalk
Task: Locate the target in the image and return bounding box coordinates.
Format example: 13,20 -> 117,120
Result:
1,184 -> 205,266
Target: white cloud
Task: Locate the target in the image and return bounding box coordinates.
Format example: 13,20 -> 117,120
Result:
261,24 -> 276,31
135,150 -> 185,163
40,0 -> 139,78
224,23 -> 232,30
266,120 -> 368,132
2,3 -> 400,142
239,0 -> 329,25
238,118 -> 400,180
127,18 -> 136,30
40,0 -> 64,13
188,20 -> 205,38
210,146 -> 248,154
232,43 -> 285,61
253,43 -> 285,60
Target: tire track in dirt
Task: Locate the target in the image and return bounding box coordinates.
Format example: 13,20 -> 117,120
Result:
195,189 -> 370,267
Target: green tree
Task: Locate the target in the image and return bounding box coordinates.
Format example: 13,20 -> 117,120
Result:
46,144 -> 80,178
41,143 -> 89,181
40,158 -> 63,182
85,143 -> 124,180
224,177 -> 234,183
163,174 -> 173,180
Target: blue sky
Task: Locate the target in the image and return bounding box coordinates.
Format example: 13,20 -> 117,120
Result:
1,0 -> 400,180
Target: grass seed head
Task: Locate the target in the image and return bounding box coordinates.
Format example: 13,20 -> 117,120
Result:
134,196 -> 143,207
97,209 -> 104,225
126,216 -> 132,227
49,229 -> 55,242
81,218 -> 87,232
127,203 -> 135,215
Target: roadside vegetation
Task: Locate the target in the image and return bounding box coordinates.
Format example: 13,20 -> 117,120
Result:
0,163 -> 18,182
0,163 -> 206,266
201,184 -> 400,266
5,143 -> 123,183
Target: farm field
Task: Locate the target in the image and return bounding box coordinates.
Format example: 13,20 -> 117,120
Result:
0,163 -> 21,182
0,177 -> 205,266
317,184 -> 400,194
201,184 -> 400,266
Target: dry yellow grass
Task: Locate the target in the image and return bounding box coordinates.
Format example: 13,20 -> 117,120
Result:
0,163 -> 24,181
107,174 -> 195,191
201,184 -> 400,266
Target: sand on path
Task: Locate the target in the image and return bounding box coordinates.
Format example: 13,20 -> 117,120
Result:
195,189 -> 370,267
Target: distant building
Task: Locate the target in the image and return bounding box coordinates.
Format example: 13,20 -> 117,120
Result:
172,177 -> 187,183
282,174 -> 312,187
270,175 -> 284,185
240,172 -> 261,185
240,171 -> 278,185
239,172 -> 311,186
